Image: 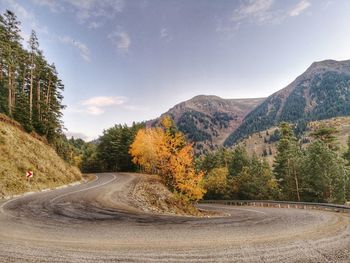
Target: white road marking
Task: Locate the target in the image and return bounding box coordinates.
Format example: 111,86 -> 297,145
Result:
49,174 -> 116,204
0,174 -> 101,217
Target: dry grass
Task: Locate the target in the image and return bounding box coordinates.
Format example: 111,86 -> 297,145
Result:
132,174 -> 204,216
0,114 -> 82,198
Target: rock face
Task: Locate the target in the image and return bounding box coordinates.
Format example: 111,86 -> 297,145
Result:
148,95 -> 264,153
225,59 -> 350,146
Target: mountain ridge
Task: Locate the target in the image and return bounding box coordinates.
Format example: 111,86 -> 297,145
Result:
147,95 -> 264,153
224,59 -> 350,146
148,59 -> 350,151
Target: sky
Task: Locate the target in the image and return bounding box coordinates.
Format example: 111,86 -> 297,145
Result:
0,0 -> 350,141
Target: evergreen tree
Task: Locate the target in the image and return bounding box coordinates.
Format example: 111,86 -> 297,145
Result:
310,126 -> 338,150
273,122 -> 302,201
1,10 -> 22,116
231,154 -> 277,200
301,140 -> 347,204
228,146 -> 250,177
343,135 -> 350,166
97,123 -> 144,172
0,10 -> 66,144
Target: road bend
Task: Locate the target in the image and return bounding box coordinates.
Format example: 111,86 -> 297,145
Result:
0,173 -> 349,262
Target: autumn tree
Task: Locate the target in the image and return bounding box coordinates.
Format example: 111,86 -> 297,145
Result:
204,167 -> 229,199
130,116 -> 205,201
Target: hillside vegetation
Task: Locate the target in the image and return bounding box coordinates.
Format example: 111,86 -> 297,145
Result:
199,122 -> 350,204
225,60 -> 350,146
0,114 -> 81,198
236,116 -> 350,164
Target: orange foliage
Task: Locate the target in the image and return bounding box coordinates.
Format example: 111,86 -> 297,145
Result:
170,144 -> 205,200
130,116 -> 205,201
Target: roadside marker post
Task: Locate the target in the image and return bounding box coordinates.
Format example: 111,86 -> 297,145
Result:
26,171 -> 33,182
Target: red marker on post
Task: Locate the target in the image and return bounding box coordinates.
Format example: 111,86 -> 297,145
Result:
26,171 -> 33,180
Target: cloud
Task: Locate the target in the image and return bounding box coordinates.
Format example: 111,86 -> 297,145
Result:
81,96 -> 127,115
30,0 -> 124,27
289,0 -> 311,17
68,0 -> 124,20
217,0 -> 312,35
82,96 -> 126,107
88,21 -> 103,29
108,30 -> 131,53
58,36 -> 91,62
232,0 -> 275,23
160,28 -> 172,42
30,0 -> 64,13
67,96 -> 145,116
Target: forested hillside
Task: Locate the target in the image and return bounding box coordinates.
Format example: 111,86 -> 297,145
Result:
200,122 -> 350,204
0,10 -> 70,152
0,10 -> 84,197
225,60 -> 350,146
148,95 -> 264,154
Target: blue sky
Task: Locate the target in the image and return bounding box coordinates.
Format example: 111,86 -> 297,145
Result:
1,0 -> 350,140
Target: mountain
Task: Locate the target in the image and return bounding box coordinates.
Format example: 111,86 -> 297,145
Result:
0,114 -> 82,198
225,59 -> 350,146
148,95 -> 264,153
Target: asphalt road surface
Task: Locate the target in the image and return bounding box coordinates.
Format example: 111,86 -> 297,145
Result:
0,173 -> 349,262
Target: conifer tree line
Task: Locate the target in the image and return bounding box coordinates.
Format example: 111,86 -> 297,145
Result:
199,122 -> 350,204
0,10 -> 64,142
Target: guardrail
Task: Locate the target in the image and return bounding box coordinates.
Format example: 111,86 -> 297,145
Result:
199,200 -> 350,213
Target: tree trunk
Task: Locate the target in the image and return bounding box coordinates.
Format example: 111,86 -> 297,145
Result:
22,68 -> 26,93
29,56 -> 34,122
46,77 -> 51,105
37,79 -> 40,121
8,65 -> 12,116
11,70 -> 15,108
0,62 -> 3,82
293,164 -> 301,202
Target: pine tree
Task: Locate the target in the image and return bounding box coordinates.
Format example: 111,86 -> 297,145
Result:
273,122 -> 302,201
1,10 -> 22,116
310,126 -> 338,150
28,30 -> 39,124
0,10 -> 68,161
228,146 -> 250,177
302,140 -> 347,204
343,135 -> 350,166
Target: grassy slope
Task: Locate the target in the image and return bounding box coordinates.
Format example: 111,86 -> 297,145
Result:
236,116 -> 350,165
0,114 -> 82,198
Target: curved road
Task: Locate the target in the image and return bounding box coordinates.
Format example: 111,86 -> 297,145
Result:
0,173 -> 349,262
